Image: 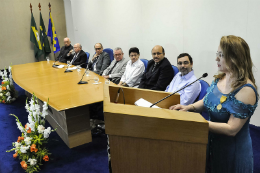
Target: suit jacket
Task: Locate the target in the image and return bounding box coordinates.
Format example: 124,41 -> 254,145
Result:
87,51 -> 111,75
69,50 -> 88,68
139,57 -> 173,91
56,45 -> 73,63
102,57 -> 128,79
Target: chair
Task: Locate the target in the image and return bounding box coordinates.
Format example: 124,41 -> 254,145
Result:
195,80 -> 210,120
171,65 -> 179,77
103,48 -> 114,62
140,59 -> 149,72
85,52 -> 90,65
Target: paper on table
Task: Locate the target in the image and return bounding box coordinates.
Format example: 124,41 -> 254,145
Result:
134,98 -> 161,108
67,66 -> 78,70
57,65 -> 65,68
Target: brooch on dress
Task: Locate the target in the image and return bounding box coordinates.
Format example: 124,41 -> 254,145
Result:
217,95 -> 227,110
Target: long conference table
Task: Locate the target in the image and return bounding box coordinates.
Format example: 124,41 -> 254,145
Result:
12,61 -> 113,148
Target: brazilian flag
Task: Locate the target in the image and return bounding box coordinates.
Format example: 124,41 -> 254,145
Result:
40,12 -> 51,57
30,13 -> 43,59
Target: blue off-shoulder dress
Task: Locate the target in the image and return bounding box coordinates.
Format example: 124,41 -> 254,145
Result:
203,79 -> 258,173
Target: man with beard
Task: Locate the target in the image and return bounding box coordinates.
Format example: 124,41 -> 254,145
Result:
138,45 -> 173,91
165,53 -> 201,105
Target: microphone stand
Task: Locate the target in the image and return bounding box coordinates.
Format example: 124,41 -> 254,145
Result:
64,63 -> 73,73
78,67 -> 89,84
150,73 -> 208,108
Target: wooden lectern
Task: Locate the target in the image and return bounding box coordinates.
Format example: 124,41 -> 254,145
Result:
103,85 -> 209,173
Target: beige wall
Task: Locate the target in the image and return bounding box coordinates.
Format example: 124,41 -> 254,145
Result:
0,0 -> 67,69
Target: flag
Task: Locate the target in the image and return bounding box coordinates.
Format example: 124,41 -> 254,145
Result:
40,12 -> 51,57
47,12 -> 60,54
30,13 -> 43,59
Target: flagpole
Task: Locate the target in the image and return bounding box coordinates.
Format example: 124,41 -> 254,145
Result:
48,3 -> 55,61
30,3 -> 32,14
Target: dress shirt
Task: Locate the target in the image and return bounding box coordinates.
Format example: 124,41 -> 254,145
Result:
90,56 -> 99,71
165,70 -> 201,105
120,59 -> 145,87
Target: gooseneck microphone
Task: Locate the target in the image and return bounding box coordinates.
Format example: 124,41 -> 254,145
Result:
78,67 -> 89,84
150,73 -> 208,108
52,59 -> 59,68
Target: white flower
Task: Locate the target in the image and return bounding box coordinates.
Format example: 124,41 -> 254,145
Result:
44,127 -> 51,138
24,137 -> 32,145
7,96 -> 11,102
6,85 -> 10,90
20,145 -> 30,153
0,93 -> 2,97
6,92 -> 10,96
37,125 -> 45,134
9,66 -> 12,73
14,142 -> 21,148
16,122 -> 25,133
0,71 -> 3,76
28,121 -> 35,131
28,158 -> 37,166
25,104 -> 30,112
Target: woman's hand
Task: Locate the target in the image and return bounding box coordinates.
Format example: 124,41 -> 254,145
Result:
169,104 -> 191,111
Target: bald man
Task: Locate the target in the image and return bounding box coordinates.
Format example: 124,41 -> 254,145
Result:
68,43 -> 88,68
138,45 -> 173,91
56,37 -> 73,63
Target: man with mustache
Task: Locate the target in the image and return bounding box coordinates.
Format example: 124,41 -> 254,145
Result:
165,53 -> 201,105
139,45 -> 173,91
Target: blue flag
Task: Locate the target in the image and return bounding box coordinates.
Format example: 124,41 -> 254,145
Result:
47,12 -> 60,54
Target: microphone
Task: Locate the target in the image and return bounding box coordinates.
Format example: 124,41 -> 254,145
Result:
114,88 -> 121,103
52,59 -> 59,68
150,73 -> 208,108
77,66 -> 89,84
64,62 -> 87,73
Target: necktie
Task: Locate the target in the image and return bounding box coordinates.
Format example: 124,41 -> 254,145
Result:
92,56 -> 99,70
107,61 -> 118,75
152,63 -> 158,72
71,53 -> 78,64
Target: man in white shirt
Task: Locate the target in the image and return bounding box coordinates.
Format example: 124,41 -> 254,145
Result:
118,47 -> 145,87
166,53 -> 201,105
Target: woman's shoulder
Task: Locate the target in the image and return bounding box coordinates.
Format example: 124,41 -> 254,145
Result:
234,80 -> 257,106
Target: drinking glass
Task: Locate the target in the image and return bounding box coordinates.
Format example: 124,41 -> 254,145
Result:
77,65 -> 81,72
86,69 -> 90,76
93,76 -> 99,84
105,79 -> 110,85
67,61 -> 70,67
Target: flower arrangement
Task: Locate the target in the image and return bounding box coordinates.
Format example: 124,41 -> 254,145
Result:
0,66 -> 18,103
6,94 -> 55,173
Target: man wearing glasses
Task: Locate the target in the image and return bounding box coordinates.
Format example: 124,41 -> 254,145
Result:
102,47 -> 128,84
166,53 -> 201,105
139,45 -> 173,91
67,43 -> 88,68
88,43 -> 111,75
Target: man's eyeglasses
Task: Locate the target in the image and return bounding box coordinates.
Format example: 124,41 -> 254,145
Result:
152,52 -> 163,56
114,53 -> 122,56
216,52 -> 224,58
177,61 -> 189,66
130,54 -> 138,58
95,48 -> 102,51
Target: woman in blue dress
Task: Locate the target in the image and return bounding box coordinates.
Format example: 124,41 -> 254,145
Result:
170,35 -> 258,173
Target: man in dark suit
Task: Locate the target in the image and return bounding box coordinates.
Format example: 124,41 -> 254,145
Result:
55,37 -> 73,63
87,43 -> 111,75
67,43 -> 87,68
139,45 -> 173,91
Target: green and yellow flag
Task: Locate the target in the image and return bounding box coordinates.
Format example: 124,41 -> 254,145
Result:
40,12 -> 51,57
30,13 -> 43,59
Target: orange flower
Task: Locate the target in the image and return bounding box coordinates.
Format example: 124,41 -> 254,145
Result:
27,127 -> 31,133
43,155 -> 49,161
17,136 -> 24,143
2,86 -> 6,90
1,81 -> 4,84
20,161 -> 27,170
25,124 -> 27,129
30,144 -> 38,153
13,152 -> 18,158
2,100 -> 5,103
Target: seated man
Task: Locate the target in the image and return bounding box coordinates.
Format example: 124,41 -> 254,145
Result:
87,43 -> 111,75
55,37 -> 73,63
118,47 -> 145,87
138,45 -> 173,91
102,47 -> 128,84
67,43 -> 87,68
166,53 -> 201,105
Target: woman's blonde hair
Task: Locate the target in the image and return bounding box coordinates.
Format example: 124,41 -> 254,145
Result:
214,35 -> 257,91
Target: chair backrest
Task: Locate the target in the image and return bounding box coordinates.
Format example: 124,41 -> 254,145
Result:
171,65 -> 179,77
140,59 -> 149,72
195,79 -> 210,120
85,52 -> 90,64
103,48 -> 114,62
